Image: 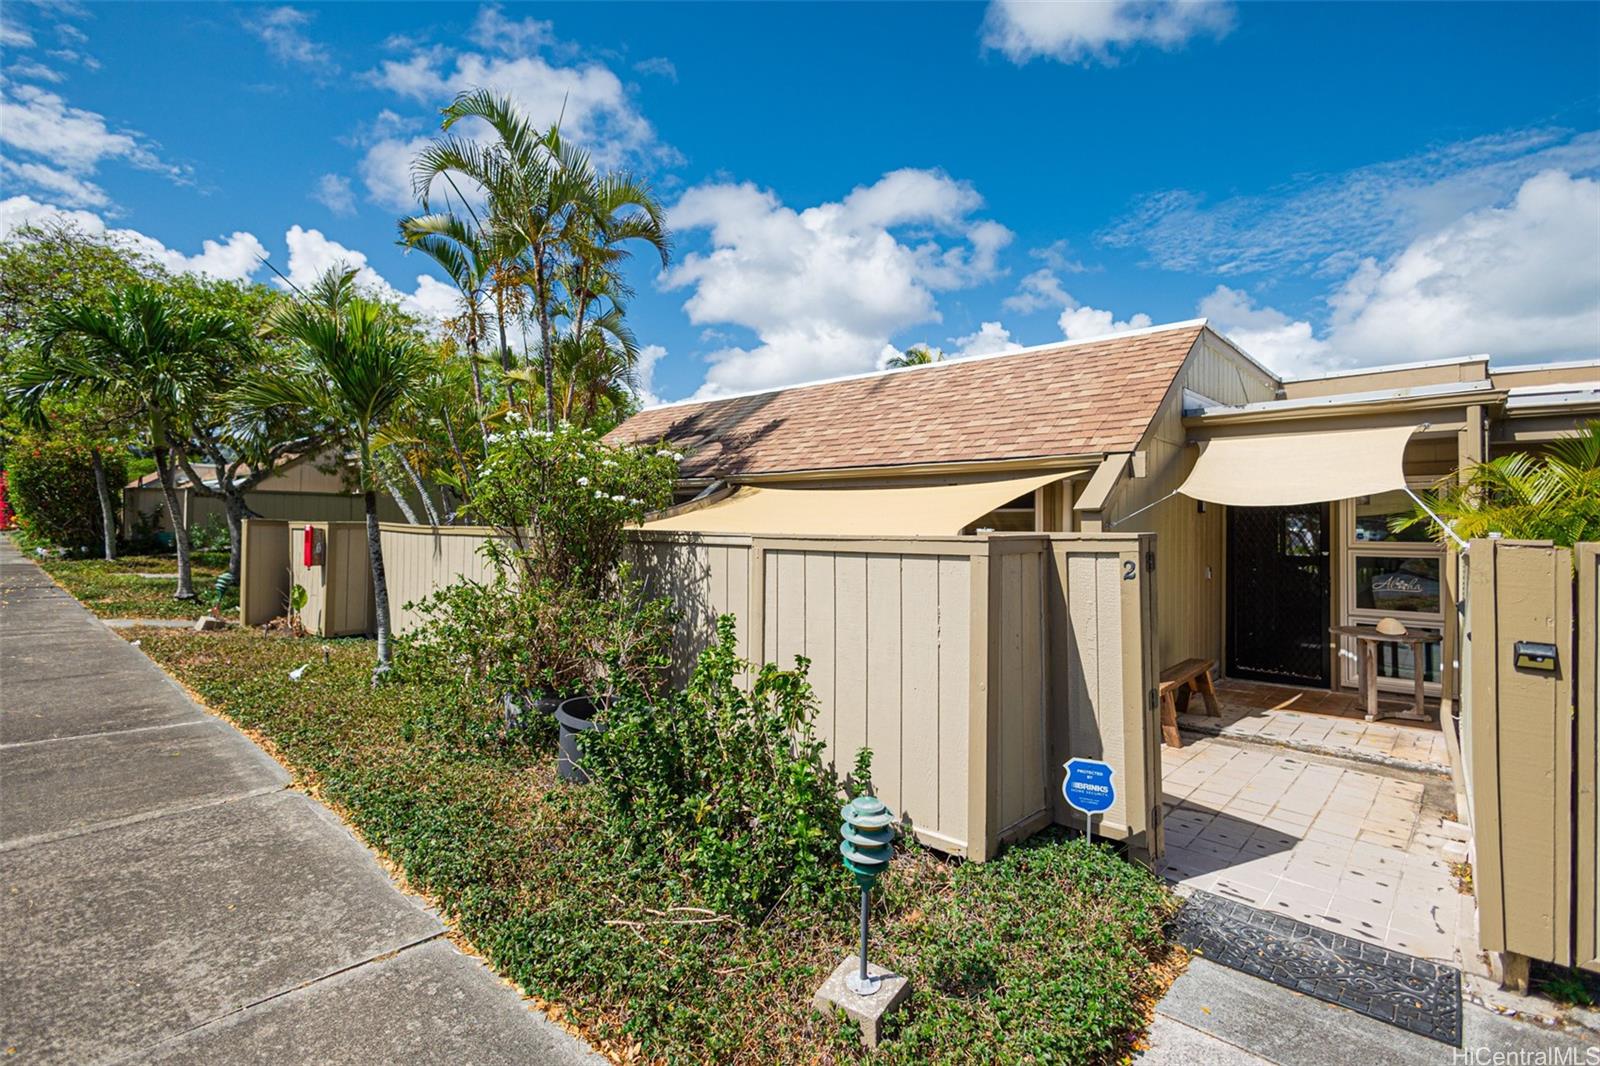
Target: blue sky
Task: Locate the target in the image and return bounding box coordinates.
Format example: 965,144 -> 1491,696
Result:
2,1 -> 1597,403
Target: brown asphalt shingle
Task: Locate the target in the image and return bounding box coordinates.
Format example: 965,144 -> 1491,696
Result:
609,322 -> 1205,478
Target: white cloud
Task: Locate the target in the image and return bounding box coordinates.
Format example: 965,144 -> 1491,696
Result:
1058,305 -> 1153,340
0,82 -> 175,176
0,195 -> 265,281
279,224 -> 458,323
983,0 -> 1234,65
245,6 -> 333,68
1003,267 -> 1073,313
663,169 -> 1012,397
951,321 -> 1023,359
7,59 -> 63,83
1,159 -> 107,207
1106,127 -> 1600,277
359,9 -> 666,210
997,266 -> 1153,341
633,56 -> 677,81
1,22 -> 34,48
311,173 -> 356,216
1202,171 -> 1600,375
633,343 -> 667,406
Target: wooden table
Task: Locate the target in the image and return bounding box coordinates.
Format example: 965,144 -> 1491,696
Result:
1329,625 -> 1443,722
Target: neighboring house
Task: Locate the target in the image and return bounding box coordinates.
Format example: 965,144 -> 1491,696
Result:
122,451 -> 415,536
609,319 -> 1600,703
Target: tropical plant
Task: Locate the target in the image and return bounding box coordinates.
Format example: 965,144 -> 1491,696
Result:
14,283 -> 247,598
412,90 -> 670,431
1397,422 -> 1600,547
886,344 -> 944,368
235,266 -> 435,679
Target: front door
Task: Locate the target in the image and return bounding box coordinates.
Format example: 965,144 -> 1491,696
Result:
1227,504 -> 1331,686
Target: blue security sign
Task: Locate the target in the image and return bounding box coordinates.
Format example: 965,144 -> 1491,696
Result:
1062,758 -> 1116,815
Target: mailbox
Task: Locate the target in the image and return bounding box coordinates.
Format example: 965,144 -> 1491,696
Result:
1514,641 -> 1559,673
302,525 -> 323,567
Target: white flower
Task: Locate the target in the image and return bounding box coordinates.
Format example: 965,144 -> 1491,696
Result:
577,476 -> 589,486
594,490 -> 606,498
506,410 -> 522,423
611,494 -> 625,502
672,452 -> 684,462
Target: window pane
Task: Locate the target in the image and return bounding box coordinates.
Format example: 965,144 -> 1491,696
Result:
1375,634 -> 1443,683
1355,555 -> 1441,614
1353,490 -> 1433,543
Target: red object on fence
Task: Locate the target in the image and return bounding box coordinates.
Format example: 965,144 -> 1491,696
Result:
302,525 -> 316,566
0,470 -> 13,531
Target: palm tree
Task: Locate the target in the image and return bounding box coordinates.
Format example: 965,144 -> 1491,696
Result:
412,90 -> 669,430
885,345 -> 944,369
15,283 -> 245,598
1397,422 -> 1600,547
235,267 -> 433,679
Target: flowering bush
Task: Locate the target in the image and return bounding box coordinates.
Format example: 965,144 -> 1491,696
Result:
469,418 -> 677,596
0,470 -> 13,530
4,435 -> 125,552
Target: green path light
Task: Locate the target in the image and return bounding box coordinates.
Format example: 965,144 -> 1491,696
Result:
840,796 -> 895,996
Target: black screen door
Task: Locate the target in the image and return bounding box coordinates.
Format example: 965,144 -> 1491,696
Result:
1226,504 -> 1331,687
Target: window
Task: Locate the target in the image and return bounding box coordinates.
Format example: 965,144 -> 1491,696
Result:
1353,555 -> 1441,614
1352,489 -> 1432,543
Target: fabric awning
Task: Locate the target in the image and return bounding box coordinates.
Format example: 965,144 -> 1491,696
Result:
640,470 -> 1083,537
1178,425 -> 1418,507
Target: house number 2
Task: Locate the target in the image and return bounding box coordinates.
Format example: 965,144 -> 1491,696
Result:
1122,561 -> 1137,581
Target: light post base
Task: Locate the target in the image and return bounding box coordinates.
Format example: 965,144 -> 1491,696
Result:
812,955 -> 911,1048
845,971 -> 882,996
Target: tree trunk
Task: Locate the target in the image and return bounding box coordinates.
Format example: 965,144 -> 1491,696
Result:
91,450 -> 117,561
466,334 -> 490,451
397,451 -> 441,526
152,447 -> 195,600
376,463 -> 420,525
365,489 -> 393,682
223,494 -> 247,583
536,259 -> 556,431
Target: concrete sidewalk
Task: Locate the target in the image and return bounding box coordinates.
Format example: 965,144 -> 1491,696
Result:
0,539 -> 601,1065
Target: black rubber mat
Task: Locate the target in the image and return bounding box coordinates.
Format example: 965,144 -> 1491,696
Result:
1171,888 -> 1462,1046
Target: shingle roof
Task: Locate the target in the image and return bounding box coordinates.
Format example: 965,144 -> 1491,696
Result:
609,321 -> 1206,478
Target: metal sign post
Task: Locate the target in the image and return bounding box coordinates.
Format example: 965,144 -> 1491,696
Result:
1062,758 -> 1116,841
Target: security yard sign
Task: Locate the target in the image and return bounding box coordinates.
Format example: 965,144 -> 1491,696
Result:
1062,758 -> 1116,840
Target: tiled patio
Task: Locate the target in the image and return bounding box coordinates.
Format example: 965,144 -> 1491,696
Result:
1157,735 -> 1469,963
1175,678 -> 1450,772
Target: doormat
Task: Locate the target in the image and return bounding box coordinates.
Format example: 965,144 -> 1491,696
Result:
1170,889 -> 1461,1046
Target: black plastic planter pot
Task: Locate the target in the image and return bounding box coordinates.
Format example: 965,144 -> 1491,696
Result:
554,695 -> 612,783
503,691 -> 562,732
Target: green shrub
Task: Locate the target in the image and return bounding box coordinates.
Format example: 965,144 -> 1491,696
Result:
584,616 -> 841,920
469,421 -> 676,596
5,435 -> 124,552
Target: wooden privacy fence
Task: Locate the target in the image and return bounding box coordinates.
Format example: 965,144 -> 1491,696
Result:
1464,538 -> 1600,975
239,519 -> 374,637
252,522 -> 1164,864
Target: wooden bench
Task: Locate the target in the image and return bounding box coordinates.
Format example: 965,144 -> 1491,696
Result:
1159,658 -> 1221,748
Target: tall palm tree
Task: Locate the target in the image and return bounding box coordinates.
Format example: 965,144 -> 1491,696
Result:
15,283 -> 245,598
885,345 -> 944,369
235,267 -> 433,679
412,90 -> 669,430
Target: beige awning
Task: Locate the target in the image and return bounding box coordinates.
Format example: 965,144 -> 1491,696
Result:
1178,425 -> 1418,507
640,470 -> 1082,537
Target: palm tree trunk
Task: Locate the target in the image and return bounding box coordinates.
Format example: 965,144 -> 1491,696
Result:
365,488 -> 393,681
152,446 -> 195,600
376,462 -> 420,524
396,451 -> 441,526
91,451 -> 117,561
466,334 -> 490,451
223,494 -> 247,583
536,259 -> 556,431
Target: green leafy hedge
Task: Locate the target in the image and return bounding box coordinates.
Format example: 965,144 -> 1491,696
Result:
5,436 -> 124,552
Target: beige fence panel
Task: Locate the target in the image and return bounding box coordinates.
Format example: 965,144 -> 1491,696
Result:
379,523 -> 501,635
1466,538 -> 1574,967
628,532 -> 755,680
284,521 -> 374,637
239,520 -> 290,626
754,536 -> 982,857
1579,544 -> 1600,972
1047,534 -> 1161,858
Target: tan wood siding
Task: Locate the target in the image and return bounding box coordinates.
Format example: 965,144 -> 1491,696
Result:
1579,544 -> 1600,972
239,520 -> 290,626
379,524 -> 502,636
